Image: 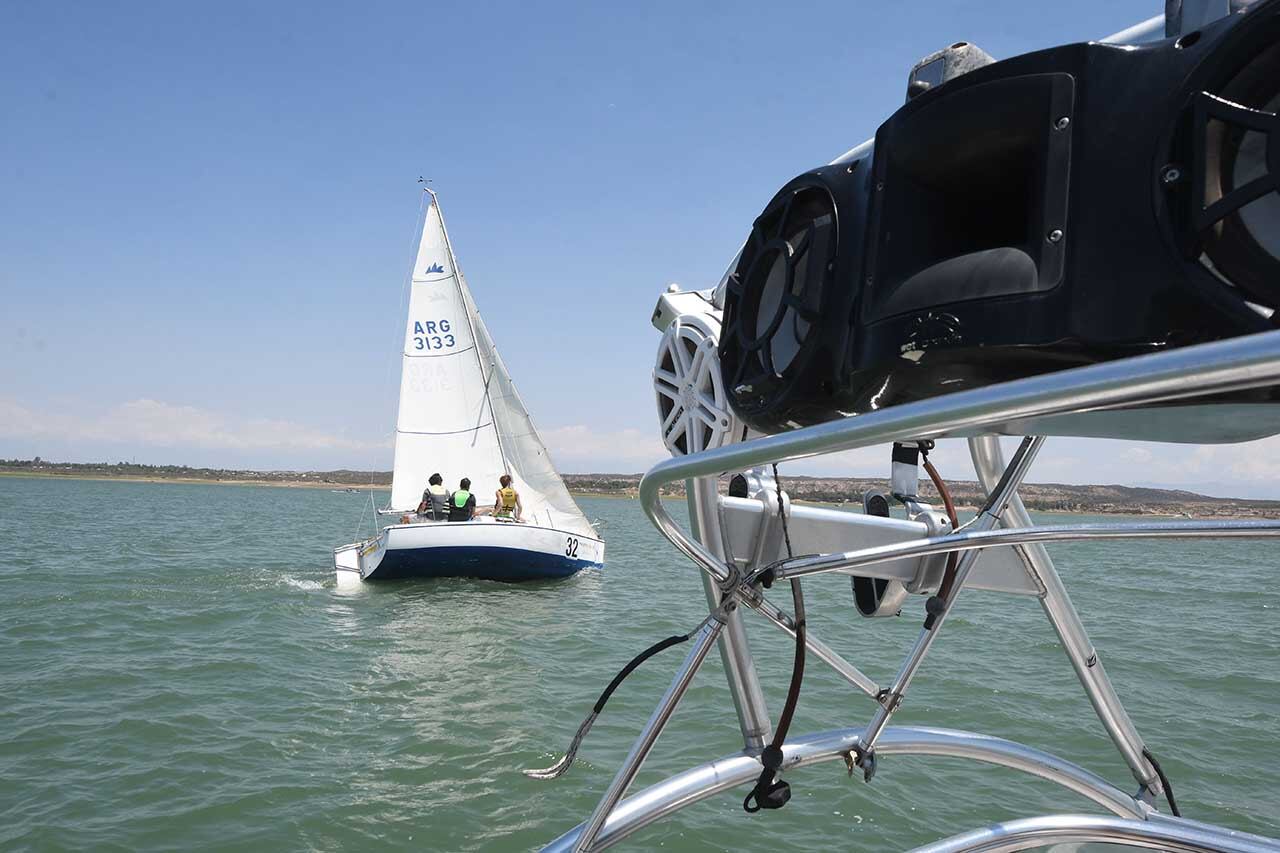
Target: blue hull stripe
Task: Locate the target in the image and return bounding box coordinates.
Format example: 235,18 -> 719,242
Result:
367,546 -> 595,582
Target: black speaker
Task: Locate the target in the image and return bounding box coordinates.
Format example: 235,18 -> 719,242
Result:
1181,9 -> 1280,305
719,164 -> 872,429
720,0 -> 1280,438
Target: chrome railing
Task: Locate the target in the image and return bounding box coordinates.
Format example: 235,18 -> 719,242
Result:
542,329 -> 1280,852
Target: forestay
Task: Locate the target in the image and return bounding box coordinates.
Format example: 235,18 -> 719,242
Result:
389,195 -> 596,539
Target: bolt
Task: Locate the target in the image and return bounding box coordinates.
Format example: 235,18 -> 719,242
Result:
1047,229 -> 1064,243
876,182 -> 884,192
1161,165 -> 1183,185
1054,116 -> 1070,131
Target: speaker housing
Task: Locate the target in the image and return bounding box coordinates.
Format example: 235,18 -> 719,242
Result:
719,162 -> 873,431
720,0 -> 1280,439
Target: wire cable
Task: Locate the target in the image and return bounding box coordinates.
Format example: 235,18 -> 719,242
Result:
744,466 -> 806,813
1143,747 -> 1182,817
523,632 -> 694,780
922,451 -> 960,602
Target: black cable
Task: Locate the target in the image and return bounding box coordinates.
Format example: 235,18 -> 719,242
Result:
771,465 -> 803,742
744,466 -> 806,814
774,578 -> 806,741
593,634 -> 690,714
772,464 -> 794,560
523,631 -> 693,780
1143,747 -> 1182,817
920,446 -> 960,630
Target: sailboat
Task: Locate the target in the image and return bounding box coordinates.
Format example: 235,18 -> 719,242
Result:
334,190 -> 604,583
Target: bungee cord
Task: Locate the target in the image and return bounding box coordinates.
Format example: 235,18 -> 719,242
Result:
744,464 -> 805,813
522,612 -> 721,780
525,465 -> 811,815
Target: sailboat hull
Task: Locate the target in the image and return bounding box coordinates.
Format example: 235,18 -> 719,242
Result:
334,519 -> 604,583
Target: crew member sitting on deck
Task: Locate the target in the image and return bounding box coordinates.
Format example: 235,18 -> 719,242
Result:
448,477 -> 477,522
417,473 -> 451,521
493,474 -> 522,522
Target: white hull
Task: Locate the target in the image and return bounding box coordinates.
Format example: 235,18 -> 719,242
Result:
334,518 -> 603,584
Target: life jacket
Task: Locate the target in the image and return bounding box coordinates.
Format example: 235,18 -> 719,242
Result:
425,484 -> 450,519
497,486 -> 518,517
448,489 -> 474,522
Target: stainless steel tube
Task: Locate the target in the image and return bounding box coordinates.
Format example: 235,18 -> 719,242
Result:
543,725 -> 1153,852
752,595 -> 880,697
572,618 -> 725,852
766,518 -> 1280,582
686,478 -> 771,752
969,435 -> 1162,795
640,330 -> 1280,577
1100,14 -> 1166,45
859,438 -> 1044,752
909,813 -> 1280,853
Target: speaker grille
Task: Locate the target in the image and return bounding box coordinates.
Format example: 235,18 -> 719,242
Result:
723,185 -> 837,410
1193,24 -> 1280,305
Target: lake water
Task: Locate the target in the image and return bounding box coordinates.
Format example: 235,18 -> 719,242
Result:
1,476 -> 1277,851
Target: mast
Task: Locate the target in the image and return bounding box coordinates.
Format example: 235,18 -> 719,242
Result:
427,188 -> 511,476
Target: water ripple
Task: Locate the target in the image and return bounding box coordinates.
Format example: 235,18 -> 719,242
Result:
0,477 -> 1277,850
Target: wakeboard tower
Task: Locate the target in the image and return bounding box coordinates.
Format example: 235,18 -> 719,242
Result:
529,2 -> 1280,849
333,191 -> 603,583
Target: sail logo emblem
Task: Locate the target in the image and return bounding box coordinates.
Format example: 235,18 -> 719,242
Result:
424,262 -> 445,274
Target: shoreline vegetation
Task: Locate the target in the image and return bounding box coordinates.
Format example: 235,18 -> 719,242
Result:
4,458 -> 1280,519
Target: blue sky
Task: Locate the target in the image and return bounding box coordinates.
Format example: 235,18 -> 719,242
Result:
6,0 -> 1279,497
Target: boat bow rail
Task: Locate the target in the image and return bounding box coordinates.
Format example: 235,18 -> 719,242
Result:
536,329 -> 1280,851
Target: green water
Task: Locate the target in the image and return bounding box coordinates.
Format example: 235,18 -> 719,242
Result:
1,476 -> 1277,851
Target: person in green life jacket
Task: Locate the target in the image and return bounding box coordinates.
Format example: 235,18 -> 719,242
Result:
447,477 -> 477,522
416,473 -> 451,521
493,473 -> 522,522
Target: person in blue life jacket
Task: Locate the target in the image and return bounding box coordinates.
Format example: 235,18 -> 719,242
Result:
447,477 -> 477,522
416,473 -> 451,521
493,473 -> 522,522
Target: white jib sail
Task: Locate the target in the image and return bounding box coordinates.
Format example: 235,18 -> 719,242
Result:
389,194 -> 596,538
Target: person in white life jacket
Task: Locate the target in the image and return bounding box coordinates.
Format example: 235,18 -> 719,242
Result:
493,473 -> 522,522
416,473 -> 451,521
447,477 -> 477,522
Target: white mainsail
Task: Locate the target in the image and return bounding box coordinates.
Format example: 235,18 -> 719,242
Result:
389,194 -> 596,538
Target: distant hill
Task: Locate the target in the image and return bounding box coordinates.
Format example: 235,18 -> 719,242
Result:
563,473 -> 1280,519
5,458 -> 1280,518
0,459 -> 392,488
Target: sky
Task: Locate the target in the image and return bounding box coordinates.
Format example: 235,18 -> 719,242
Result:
4,0 -> 1280,498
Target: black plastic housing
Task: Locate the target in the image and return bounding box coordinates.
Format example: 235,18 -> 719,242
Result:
720,0 -> 1280,436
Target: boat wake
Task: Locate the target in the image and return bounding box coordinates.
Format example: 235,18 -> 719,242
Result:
281,575 -> 326,592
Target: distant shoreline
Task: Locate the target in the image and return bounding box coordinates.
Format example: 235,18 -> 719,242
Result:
0,471 -> 1199,519
0,470 -> 362,491
0,470 -> 689,502
5,462 -> 1280,518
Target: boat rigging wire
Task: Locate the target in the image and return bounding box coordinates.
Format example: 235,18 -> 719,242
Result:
354,490 -> 376,541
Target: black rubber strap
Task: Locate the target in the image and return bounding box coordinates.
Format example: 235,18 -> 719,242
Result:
593,634 -> 689,715
892,442 -> 920,465
1143,747 -> 1182,817
744,466 -> 806,815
